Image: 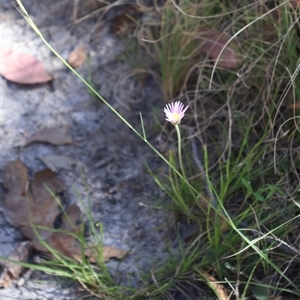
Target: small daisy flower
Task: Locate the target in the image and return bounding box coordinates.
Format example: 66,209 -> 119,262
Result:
164,101 -> 189,126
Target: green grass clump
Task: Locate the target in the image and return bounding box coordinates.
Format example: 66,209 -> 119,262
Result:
137,0 -> 300,299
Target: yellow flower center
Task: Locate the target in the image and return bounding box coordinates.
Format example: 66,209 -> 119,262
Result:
171,113 -> 180,122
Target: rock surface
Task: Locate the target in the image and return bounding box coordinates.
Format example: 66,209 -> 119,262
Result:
1,1 -> 175,298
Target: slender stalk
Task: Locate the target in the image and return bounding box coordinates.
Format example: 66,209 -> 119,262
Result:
175,125 -> 187,181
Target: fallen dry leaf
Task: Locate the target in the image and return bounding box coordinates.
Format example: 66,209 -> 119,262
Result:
1,46 -> 53,84
2,160 -> 64,254
78,245 -> 128,263
2,159 -> 127,280
7,165 -> 81,258
39,155 -> 88,173
0,241 -> 33,288
43,204 -> 84,258
24,168 -> 63,242
199,28 -> 238,70
2,159 -> 32,227
102,246 -> 128,261
201,271 -> 229,300
25,125 -> 73,146
290,0 -> 299,9
287,103 -> 300,109
67,46 -> 86,69
109,5 -> 140,35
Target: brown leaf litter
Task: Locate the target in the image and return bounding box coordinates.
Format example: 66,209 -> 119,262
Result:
24,125 -> 74,146
289,0 -> 300,9
1,159 -> 127,287
201,271 -> 229,300
39,155 -> 88,173
67,46 -> 86,69
0,242 -> 33,288
1,46 -> 53,84
198,27 -> 239,70
109,5 -> 141,35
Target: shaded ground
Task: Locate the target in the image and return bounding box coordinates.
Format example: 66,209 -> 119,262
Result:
0,1 -> 182,298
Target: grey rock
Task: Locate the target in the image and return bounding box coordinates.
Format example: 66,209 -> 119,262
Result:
1,0 -> 175,299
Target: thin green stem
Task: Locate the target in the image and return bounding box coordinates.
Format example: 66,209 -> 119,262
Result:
175,125 -> 198,208
175,125 -> 187,181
